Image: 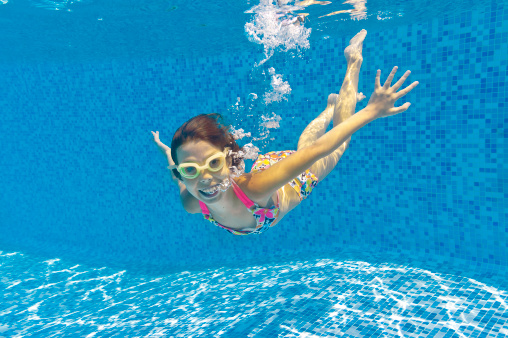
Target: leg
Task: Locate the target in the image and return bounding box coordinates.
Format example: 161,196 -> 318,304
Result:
276,30 -> 367,221
297,29 -> 366,181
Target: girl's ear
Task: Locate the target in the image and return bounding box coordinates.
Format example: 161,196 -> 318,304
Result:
226,147 -> 234,165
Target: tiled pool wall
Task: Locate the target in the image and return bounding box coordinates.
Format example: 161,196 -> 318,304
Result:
0,4 -> 506,274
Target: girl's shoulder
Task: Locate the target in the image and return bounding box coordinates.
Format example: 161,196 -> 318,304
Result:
234,174 -> 276,208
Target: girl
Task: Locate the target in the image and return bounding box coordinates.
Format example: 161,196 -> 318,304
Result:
151,30 -> 418,235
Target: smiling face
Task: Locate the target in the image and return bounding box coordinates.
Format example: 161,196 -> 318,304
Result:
176,140 -> 232,203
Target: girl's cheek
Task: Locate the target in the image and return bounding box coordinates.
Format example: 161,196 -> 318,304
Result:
183,179 -> 195,190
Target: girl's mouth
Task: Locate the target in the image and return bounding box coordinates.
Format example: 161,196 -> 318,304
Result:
198,178 -> 231,198
199,184 -> 221,198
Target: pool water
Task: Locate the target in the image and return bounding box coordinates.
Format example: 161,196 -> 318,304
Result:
2,250 -> 507,337
0,0 -> 507,337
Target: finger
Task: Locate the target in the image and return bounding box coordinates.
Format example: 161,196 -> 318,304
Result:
395,81 -> 419,99
383,66 -> 398,88
392,70 -> 411,91
375,69 -> 381,89
388,102 -> 411,115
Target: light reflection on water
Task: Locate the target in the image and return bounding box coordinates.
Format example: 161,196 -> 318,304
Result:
1,250 -> 506,337
0,0 -> 496,62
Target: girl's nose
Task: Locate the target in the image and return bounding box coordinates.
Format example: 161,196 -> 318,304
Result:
200,170 -> 214,182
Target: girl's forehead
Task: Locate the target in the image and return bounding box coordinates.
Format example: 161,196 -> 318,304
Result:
177,140 -> 222,162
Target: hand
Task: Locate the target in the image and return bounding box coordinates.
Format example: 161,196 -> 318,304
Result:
151,131 -> 161,144
366,66 -> 419,118
151,131 -> 172,160
151,131 -> 179,183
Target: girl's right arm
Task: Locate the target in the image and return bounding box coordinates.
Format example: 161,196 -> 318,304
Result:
151,131 -> 201,214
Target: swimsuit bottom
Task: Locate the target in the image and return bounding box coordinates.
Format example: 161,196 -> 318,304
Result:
251,150 -> 319,201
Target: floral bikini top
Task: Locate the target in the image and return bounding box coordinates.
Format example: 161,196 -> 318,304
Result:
198,180 -> 280,235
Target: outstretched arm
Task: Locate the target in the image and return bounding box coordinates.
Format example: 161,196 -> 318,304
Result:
151,131 -> 178,182
152,131 -> 171,156
314,67 -> 418,157
243,66 -> 419,199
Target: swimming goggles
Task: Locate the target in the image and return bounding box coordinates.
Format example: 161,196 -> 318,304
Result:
168,148 -> 230,179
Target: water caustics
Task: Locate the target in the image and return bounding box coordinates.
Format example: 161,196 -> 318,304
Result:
1,250 -> 507,337
28,0 -> 91,11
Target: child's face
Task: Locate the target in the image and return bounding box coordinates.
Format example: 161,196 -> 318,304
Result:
176,140 -> 232,203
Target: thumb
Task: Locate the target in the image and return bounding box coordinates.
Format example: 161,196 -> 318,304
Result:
388,102 -> 410,116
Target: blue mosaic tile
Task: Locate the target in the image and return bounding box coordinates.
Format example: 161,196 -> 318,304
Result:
0,3 -> 506,336
1,249 -> 507,337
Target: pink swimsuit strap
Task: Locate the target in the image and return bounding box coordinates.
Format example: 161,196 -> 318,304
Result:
231,180 -> 256,209
198,180 -> 255,215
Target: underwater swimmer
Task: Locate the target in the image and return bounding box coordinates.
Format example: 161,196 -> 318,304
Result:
279,13 -> 308,26
151,29 -> 419,235
275,0 -> 309,26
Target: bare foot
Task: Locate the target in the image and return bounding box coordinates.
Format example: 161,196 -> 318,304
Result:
344,29 -> 367,64
327,93 -> 352,124
326,93 -> 339,107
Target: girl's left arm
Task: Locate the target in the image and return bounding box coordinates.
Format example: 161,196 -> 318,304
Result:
242,108 -> 376,199
244,66 -> 418,200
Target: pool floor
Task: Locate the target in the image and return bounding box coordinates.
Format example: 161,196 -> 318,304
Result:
1,249 -> 507,337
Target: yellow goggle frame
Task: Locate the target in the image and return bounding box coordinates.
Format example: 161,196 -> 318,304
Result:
168,148 -> 230,179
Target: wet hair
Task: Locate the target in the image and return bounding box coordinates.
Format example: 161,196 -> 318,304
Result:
170,113 -> 243,180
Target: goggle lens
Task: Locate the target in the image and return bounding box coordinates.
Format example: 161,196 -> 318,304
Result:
208,158 -> 224,170
181,166 -> 197,177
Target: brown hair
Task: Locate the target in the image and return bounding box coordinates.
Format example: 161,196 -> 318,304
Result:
170,113 -> 243,180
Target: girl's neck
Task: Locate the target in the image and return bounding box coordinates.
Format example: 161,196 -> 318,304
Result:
206,178 -> 241,216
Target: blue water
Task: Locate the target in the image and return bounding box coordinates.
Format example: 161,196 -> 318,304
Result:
0,0 -> 507,337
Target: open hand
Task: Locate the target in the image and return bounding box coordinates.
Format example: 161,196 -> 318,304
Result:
151,131 -> 161,144
366,66 -> 419,118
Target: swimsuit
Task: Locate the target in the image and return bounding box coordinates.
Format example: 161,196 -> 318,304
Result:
199,180 -> 280,235
251,150 -> 319,201
199,150 -> 319,235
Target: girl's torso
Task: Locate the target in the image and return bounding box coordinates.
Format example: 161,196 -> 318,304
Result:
191,150 -> 310,233
205,178 -> 293,232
